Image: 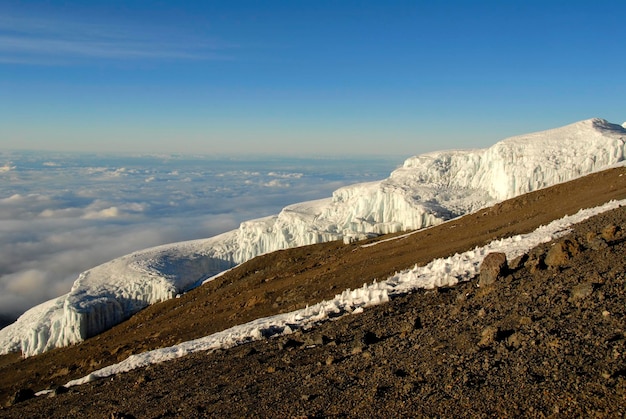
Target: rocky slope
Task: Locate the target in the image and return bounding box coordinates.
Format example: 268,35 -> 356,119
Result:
1,166 -> 626,417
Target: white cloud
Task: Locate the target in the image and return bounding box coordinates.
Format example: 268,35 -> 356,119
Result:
0,269 -> 60,317
263,179 -> 291,188
0,193 -> 23,202
39,207 -> 84,218
82,206 -> 121,219
4,269 -> 49,294
267,171 -> 304,179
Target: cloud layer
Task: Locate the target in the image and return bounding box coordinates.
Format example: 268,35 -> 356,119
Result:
0,151 -> 398,321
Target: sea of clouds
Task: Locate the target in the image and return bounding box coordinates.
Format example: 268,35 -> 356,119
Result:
0,150 -> 399,324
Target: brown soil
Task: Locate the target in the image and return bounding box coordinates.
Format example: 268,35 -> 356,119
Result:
1,167 -> 626,417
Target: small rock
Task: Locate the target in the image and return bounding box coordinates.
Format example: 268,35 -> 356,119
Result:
402,382 -> 416,393
601,224 -> 620,241
509,254 -> 528,270
506,332 -> 523,349
277,339 -> 302,351
11,388 -> 35,405
585,231 -> 599,244
588,236 -> 608,251
401,316 -> 423,336
545,239 -> 581,268
134,374 -> 151,385
479,252 -> 508,287
525,255 -> 545,273
305,334 -> 332,346
478,326 -> 499,348
570,282 -> 594,301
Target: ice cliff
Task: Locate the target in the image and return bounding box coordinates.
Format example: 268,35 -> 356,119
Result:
1,117 -> 625,357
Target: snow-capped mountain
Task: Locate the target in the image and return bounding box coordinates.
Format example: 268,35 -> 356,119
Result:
1,118 -> 625,357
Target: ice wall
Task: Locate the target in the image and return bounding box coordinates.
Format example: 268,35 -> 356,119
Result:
1,118 -> 624,357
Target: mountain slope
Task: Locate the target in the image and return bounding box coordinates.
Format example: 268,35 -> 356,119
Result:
1,165 -> 626,408
1,118 -> 625,358
2,168 -> 626,417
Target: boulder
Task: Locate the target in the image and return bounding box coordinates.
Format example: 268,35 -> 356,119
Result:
544,239 -> 581,268
479,252 -> 508,287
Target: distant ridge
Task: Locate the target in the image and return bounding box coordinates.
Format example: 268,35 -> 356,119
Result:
1,117 -> 624,357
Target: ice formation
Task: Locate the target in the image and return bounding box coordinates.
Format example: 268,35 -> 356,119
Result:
1,117 -> 625,357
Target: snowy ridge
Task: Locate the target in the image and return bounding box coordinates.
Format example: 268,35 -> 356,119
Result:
1,118 -> 625,357
60,198 -> 626,389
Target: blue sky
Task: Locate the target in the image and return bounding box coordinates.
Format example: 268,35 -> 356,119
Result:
1,1 -> 625,156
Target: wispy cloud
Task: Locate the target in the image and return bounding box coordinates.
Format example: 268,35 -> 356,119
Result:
0,14 -> 235,65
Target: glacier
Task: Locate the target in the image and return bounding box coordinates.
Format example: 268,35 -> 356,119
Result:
1,117 -> 625,357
